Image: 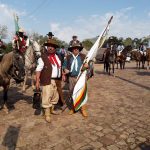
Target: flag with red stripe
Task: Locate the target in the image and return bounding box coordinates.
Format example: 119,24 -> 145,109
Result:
72,16 -> 113,111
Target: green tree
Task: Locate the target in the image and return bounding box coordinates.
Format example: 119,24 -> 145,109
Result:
4,42 -> 12,53
123,37 -> 133,46
106,36 -> 119,45
0,25 -> 8,39
82,40 -> 93,50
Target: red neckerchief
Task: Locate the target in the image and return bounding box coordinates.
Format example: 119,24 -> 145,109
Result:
48,54 -> 60,68
18,37 -> 26,53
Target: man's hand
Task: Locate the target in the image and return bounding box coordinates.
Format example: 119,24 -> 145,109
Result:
36,71 -> 41,90
83,63 -> 89,69
36,81 -> 40,90
62,74 -> 67,82
63,69 -> 70,74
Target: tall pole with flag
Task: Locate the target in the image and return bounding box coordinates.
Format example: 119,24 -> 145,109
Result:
13,13 -> 20,49
13,13 -> 19,32
72,16 -> 113,111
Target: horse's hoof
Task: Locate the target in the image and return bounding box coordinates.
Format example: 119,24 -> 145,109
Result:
3,105 -> 9,114
4,109 -> 9,114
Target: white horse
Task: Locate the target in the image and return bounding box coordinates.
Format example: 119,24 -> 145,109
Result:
22,40 -> 41,91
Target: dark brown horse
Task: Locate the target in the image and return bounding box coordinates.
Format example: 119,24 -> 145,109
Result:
103,46 -> 117,75
146,48 -> 150,70
130,49 -> 146,69
116,45 -> 132,69
0,51 -> 25,113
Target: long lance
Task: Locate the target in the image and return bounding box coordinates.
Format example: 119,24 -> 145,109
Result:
13,13 -> 20,50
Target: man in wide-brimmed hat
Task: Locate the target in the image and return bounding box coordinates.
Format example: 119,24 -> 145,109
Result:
62,42 -> 89,117
47,32 -> 54,40
12,28 -> 27,53
36,39 -> 63,123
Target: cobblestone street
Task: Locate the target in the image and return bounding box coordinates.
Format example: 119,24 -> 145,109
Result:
0,62 -> 150,150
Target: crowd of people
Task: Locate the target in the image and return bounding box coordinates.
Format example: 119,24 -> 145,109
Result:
34,32 -> 90,123
1,30 -> 150,123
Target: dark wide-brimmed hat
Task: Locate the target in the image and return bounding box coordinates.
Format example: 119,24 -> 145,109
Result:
44,39 -> 59,48
47,32 -> 54,37
68,43 -> 83,51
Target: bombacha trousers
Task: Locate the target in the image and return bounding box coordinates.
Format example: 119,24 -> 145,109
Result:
42,80 -> 59,108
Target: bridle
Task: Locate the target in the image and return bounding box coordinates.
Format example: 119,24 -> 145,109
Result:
25,42 -> 41,70
9,52 -> 25,82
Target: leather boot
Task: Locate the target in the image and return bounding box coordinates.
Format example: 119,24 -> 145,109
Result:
44,108 -> 51,123
50,105 -> 60,115
81,105 -> 88,117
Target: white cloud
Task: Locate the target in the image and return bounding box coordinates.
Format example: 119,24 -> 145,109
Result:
0,3 -> 26,40
50,7 -> 150,43
148,12 -> 150,17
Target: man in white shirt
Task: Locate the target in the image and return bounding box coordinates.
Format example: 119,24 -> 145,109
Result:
36,39 -> 61,123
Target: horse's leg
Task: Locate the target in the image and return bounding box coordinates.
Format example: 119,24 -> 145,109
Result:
136,61 -> 138,69
123,61 -> 125,69
104,62 -> 106,72
116,61 -> 118,69
122,61 -> 124,69
3,85 -> 9,114
120,61 -> 122,69
22,72 -> 27,91
142,60 -> 144,69
109,63 -> 111,75
31,71 -> 35,89
147,60 -> 150,70
112,62 -> 115,76
139,61 -> 141,69
106,62 -> 109,73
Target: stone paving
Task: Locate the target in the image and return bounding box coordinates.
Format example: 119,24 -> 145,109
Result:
0,62 -> 150,150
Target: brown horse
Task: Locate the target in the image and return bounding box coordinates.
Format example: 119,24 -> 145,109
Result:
130,49 -> 146,69
146,48 -> 150,70
116,45 -> 132,69
103,46 -> 117,75
0,51 -> 25,113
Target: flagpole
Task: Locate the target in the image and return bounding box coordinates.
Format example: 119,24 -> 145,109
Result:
77,16 -> 113,80
72,16 -> 113,111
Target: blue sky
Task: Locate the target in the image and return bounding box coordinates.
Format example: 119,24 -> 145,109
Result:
0,0 -> 150,42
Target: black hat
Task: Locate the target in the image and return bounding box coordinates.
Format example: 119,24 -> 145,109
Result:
47,32 -> 54,37
72,35 -> 77,38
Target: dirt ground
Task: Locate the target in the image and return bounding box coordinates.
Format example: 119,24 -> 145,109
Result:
0,61 -> 150,150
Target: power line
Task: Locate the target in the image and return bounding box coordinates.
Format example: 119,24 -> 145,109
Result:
27,0 -> 49,17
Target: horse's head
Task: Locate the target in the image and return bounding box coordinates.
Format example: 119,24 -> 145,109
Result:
32,41 -> 41,58
11,52 -> 25,83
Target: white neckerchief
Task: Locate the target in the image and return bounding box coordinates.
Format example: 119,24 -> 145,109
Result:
70,53 -> 79,72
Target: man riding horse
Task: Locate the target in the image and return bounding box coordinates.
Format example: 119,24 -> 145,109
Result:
12,28 -> 29,54
139,43 -> 146,56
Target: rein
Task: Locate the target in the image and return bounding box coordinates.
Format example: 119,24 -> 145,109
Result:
9,53 -> 24,81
